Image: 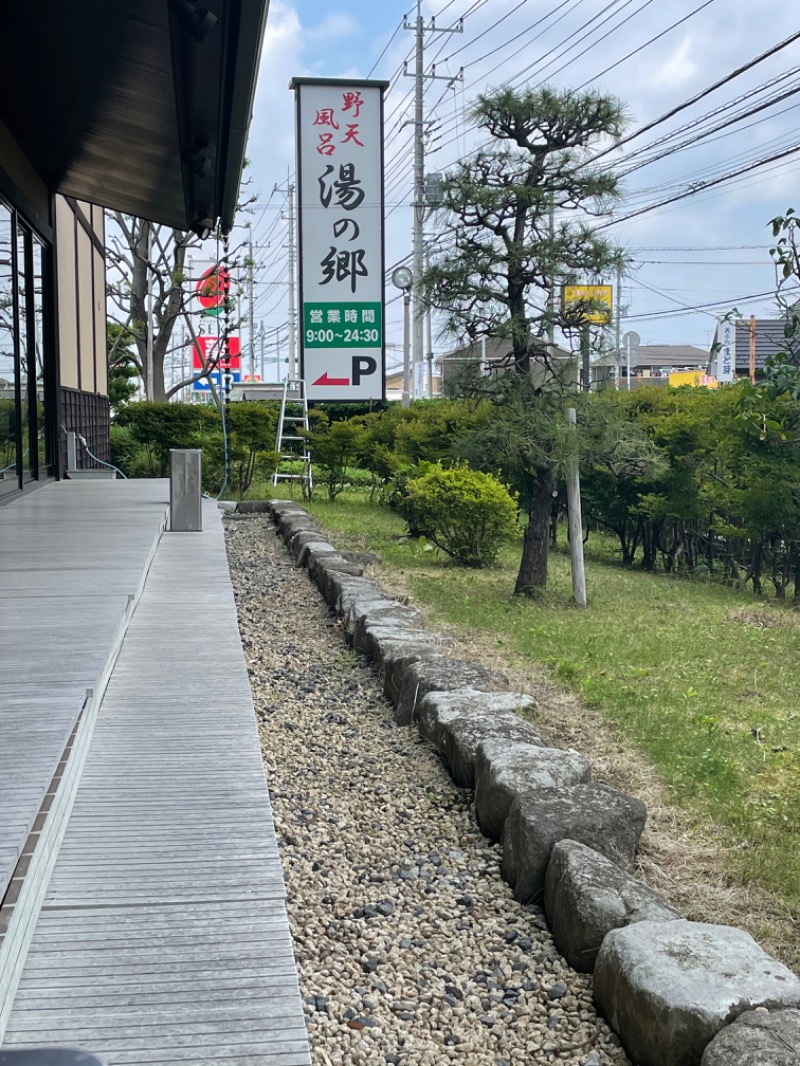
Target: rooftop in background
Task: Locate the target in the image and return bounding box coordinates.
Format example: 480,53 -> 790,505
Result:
0,0 -> 268,232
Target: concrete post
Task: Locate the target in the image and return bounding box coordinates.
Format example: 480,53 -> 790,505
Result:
565,409 -> 587,608
170,449 -> 202,532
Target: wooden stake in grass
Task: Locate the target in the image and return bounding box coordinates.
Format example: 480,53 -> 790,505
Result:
565,407 -> 587,608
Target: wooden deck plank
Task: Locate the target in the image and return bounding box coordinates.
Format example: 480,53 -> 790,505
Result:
3,498 -> 311,1066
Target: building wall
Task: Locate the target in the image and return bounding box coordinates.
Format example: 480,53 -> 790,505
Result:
55,197 -> 106,398
54,195 -> 110,469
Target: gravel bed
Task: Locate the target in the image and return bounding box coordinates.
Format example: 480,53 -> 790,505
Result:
224,514 -> 630,1066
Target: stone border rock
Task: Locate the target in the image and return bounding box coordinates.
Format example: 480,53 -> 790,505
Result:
259,500 -> 800,1066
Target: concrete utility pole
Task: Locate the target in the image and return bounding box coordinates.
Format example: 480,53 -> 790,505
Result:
404,2 -> 462,398
547,195 -> 556,344
259,320 -> 265,381
565,408 -> 587,608
402,288 -> 411,407
287,178 -> 297,380
247,225 -> 256,381
581,326 -> 591,391
276,172 -> 297,380
615,260 -> 623,390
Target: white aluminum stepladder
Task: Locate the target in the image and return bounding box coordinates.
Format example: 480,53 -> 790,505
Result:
272,379 -> 313,494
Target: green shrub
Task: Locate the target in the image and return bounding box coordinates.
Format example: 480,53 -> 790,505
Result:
115,402 -> 219,476
304,417 -> 366,500
403,464 -> 518,567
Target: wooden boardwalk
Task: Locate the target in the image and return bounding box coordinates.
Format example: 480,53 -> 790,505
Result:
1,488 -> 311,1065
0,481 -> 170,901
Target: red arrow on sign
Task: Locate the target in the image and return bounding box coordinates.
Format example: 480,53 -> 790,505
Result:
312,372 -> 350,386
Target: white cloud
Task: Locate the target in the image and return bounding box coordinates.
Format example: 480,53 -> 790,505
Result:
306,12 -> 361,44
641,34 -> 699,93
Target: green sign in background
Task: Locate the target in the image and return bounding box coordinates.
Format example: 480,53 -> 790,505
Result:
303,302 -> 383,348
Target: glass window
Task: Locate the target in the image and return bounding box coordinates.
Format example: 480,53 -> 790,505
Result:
32,239 -> 47,473
17,222 -> 33,482
0,205 -> 17,494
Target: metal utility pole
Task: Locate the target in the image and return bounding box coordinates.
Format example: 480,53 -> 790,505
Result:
404,2 -> 462,398
247,225 -> 256,381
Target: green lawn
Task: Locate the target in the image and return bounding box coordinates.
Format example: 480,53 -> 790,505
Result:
268,486 -> 800,919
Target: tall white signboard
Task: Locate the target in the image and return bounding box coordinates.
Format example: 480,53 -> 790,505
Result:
292,77 -> 388,401
718,319 -> 736,383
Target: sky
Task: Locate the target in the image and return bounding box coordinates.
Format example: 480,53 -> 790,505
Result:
219,0 -> 800,376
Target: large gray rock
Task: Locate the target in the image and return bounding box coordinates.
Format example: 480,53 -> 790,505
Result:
544,840 -> 681,972
344,594 -> 396,625
501,783 -> 646,903
278,512 -> 322,544
351,600 -> 427,650
368,632 -> 445,704
268,499 -> 309,519
306,546 -> 363,582
394,655 -> 508,726
360,623 -> 436,664
416,690 -> 544,789
594,921 -> 800,1066
320,572 -> 385,615
295,539 -> 336,567
289,528 -> 328,563
474,741 -> 591,842
702,1009 -> 800,1066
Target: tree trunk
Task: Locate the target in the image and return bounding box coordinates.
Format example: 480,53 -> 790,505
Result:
514,468 -> 554,595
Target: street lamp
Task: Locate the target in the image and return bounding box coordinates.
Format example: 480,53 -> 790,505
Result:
392,266 -> 414,407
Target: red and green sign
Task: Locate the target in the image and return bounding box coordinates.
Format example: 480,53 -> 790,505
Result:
195,265 -> 234,317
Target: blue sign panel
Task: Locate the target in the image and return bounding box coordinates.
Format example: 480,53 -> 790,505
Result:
192,370 -> 242,393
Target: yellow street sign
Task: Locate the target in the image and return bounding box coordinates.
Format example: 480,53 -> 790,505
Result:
562,284 -> 613,324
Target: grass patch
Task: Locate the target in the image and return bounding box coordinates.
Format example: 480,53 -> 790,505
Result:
267,485 -> 800,927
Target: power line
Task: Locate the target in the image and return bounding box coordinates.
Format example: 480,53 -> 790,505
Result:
583,25 -> 800,165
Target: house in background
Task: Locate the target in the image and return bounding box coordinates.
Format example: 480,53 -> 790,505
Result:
593,343 -> 710,386
0,0 -> 266,502
384,366 -> 443,402
708,317 -> 793,381
437,335 -> 577,388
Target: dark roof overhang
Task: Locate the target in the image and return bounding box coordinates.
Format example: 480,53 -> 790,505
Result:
0,0 -> 268,233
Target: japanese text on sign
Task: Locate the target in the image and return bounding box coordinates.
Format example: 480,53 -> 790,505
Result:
718,320 -> 736,383
294,77 -> 387,400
